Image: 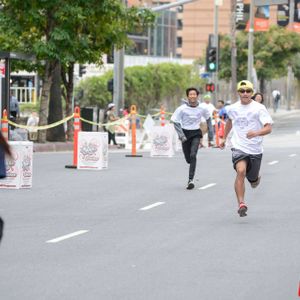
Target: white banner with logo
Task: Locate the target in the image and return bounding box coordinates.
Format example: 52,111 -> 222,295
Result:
77,132 -> 108,170
150,125 -> 174,157
0,141 -> 33,189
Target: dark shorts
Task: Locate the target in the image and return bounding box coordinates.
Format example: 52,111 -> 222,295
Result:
231,148 -> 262,183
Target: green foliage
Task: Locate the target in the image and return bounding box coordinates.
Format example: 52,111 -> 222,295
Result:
291,53 -> 300,79
75,63 -> 205,113
19,102 -> 40,114
219,26 -> 300,82
0,1 -> 155,71
75,71 -> 113,108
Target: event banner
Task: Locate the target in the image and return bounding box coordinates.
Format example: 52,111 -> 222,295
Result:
236,0 -> 270,31
77,132 -> 108,170
277,1 -> 300,29
0,141 -> 33,189
150,125 -> 174,157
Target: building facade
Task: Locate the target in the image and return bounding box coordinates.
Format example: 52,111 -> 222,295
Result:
127,0 -> 279,60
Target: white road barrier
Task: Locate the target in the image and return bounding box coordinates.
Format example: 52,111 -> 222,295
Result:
0,141 -> 33,189
77,132 -> 108,170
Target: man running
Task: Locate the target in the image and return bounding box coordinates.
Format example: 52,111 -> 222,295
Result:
171,87 -> 212,189
220,80 -> 273,217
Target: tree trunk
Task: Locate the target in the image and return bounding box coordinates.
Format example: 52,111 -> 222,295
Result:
61,63 -> 74,141
259,78 -> 265,94
47,61 -> 66,142
296,79 -> 300,109
38,61 -> 55,143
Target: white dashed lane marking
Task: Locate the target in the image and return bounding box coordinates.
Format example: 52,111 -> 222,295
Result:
268,160 -> 279,165
198,183 -> 217,190
289,154 -> 297,157
140,202 -> 165,211
46,230 -> 89,243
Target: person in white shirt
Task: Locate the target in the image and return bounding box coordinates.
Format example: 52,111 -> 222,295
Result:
200,94 -> 215,147
171,87 -> 212,189
272,89 -> 280,113
27,112 -> 39,141
220,80 -> 273,217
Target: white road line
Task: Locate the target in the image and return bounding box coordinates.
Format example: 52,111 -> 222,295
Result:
198,183 -> 217,190
140,202 -> 165,211
268,160 -> 279,165
46,230 -> 89,243
289,154 -> 297,157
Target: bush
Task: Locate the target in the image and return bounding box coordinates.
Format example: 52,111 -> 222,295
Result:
75,63 -> 205,113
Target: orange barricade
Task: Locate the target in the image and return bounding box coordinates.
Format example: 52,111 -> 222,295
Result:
1,109 -> 9,141
126,105 -> 142,157
160,105 -> 165,127
218,115 -> 225,138
65,106 -> 81,168
214,111 -> 220,148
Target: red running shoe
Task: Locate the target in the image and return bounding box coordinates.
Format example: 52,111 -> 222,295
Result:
238,202 -> 248,217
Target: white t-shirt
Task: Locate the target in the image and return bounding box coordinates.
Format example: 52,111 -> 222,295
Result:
226,100 -> 273,154
171,102 -> 210,130
272,90 -> 280,99
200,102 -> 216,123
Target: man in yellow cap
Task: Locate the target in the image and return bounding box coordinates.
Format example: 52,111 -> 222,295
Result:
220,80 -> 273,217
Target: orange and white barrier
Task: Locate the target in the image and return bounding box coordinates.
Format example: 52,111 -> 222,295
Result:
65,106 -> 81,168
160,106 -> 165,127
213,111 -> 220,148
126,105 -> 142,157
1,109 -> 9,141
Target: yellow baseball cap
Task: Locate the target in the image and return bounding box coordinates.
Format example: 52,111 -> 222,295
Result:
237,80 -> 254,91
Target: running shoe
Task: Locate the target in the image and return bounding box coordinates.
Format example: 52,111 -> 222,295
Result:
250,176 -> 261,188
238,202 -> 248,217
186,179 -> 195,190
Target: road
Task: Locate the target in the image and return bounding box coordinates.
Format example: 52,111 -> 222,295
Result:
0,109 -> 299,300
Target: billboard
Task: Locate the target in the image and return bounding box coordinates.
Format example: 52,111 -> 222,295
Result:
236,0 -> 270,31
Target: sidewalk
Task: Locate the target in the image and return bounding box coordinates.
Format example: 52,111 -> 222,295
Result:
33,141 -> 130,153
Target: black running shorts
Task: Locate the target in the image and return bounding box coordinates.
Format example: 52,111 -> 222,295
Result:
231,148 -> 262,183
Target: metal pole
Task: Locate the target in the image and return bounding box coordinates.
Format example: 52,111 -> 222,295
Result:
289,0 -> 295,30
287,0 -> 295,111
4,58 -> 10,117
212,0 -> 219,104
231,0 -> 237,102
113,47 -> 124,116
247,0 -> 255,82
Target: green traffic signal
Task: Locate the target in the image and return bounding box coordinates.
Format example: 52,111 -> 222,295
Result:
206,46 -> 217,72
209,62 -> 216,71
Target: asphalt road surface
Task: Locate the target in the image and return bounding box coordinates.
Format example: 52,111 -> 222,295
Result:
0,110 -> 299,300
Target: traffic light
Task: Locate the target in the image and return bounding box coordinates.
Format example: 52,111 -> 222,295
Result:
205,83 -> 215,92
79,65 -> 86,77
206,46 -> 217,72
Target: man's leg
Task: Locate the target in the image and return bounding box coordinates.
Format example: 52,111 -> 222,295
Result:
189,136 -> 201,180
234,159 -> 249,217
182,139 -> 192,165
0,217 -> 4,244
247,154 -> 262,188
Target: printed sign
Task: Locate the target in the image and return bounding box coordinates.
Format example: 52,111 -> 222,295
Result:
77,132 -> 108,170
150,125 -> 174,157
0,141 -> 33,189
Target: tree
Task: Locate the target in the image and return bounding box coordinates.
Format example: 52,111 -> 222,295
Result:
0,0 -> 154,142
219,26 -> 300,93
75,63 -> 205,114
291,53 -> 300,109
